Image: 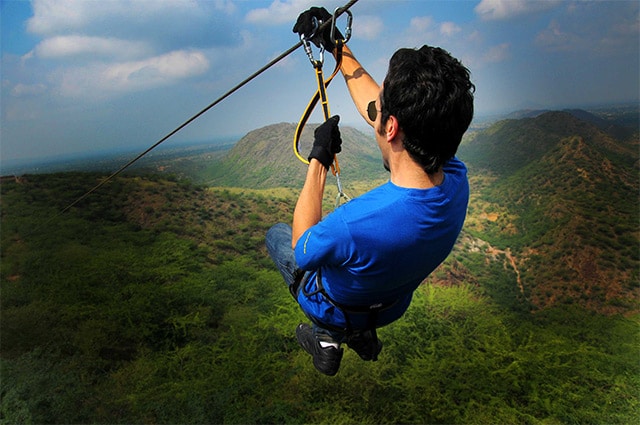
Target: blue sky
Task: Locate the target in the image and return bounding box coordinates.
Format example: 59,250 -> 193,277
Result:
1,0 -> 638,165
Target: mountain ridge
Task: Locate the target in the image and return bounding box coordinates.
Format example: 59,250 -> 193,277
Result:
201,109 -> 639,314
203,122 -> 387,188
459,110 -> 637,176
461,110 -> 638,313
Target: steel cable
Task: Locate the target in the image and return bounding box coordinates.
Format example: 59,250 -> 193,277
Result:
52,0 -> 361,219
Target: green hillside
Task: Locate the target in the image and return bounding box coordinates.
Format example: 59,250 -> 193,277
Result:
460,110 -> 637,176
1,172 -> 638,424
460,110 -> 639,314
1,108 -> 639,423
201,122 -> 387,188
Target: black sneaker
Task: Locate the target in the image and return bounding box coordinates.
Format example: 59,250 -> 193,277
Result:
346,329 -> 383,361
295,323 -> 343,376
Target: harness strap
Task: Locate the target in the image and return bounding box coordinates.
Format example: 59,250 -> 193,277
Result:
293,41 -> 344,169
300,269 -> 399,334
294,23 -> 351,207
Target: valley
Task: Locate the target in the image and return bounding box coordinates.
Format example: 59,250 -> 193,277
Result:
1,105 -> 638,424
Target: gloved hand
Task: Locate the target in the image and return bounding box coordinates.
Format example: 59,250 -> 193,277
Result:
309,115 -> 342,169
292,6 -> 343,53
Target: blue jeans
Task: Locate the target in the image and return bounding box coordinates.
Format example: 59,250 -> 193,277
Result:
265,223 -> 301,288
265,223 -> 346,343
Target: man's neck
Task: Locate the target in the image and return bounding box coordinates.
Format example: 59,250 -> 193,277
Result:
389,152 -> 443,189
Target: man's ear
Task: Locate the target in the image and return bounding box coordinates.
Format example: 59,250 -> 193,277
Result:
386,115 -> 400,142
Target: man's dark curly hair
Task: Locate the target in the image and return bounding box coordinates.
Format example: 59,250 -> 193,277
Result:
381,45 -> 475,174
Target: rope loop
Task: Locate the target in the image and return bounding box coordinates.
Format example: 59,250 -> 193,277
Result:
293,9 -> 354,207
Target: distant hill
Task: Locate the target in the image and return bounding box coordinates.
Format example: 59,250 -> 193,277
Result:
460,110 -> 639,313
459,110 -> 637,176
503,109 -> 613,127
202,122 -> 387,188
501,107 -> 638,142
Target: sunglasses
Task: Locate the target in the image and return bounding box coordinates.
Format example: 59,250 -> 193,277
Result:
367,100 -> 380,122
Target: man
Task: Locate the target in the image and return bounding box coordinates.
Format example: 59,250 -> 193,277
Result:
266,7 -> 474,376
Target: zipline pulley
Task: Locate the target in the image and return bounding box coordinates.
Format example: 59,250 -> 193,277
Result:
300,8 -> 352,68
295,7 -> 353,207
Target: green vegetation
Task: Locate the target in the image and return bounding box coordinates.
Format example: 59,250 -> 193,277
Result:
460,111 -> 639,314
2,172 -> 638,424
185,123 -> 386,188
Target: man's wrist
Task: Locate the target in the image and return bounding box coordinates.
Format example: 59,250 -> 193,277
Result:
308,158 -> 329,174
308,146 -> 332,170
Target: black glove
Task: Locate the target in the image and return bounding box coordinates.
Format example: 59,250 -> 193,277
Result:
292,7 -> 343,53
309,115 -> 342,169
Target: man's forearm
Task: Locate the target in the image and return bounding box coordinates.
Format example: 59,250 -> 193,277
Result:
292,159 -> 328,248
339,45 -> 380,125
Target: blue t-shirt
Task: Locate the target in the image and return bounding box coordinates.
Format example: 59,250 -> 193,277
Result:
294,157 -> 469,330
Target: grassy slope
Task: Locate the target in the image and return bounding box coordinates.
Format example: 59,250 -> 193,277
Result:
1,171 -> 638,424
460,111 -> 639,314
2,110 -> 639,423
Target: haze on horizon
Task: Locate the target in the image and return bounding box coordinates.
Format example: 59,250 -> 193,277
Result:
1,0 -> 638,167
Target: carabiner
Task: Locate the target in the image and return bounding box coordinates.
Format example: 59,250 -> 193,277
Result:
300,34 -> 324,67
300,17 -> 324,67
331,7 -> 352,44
334,173 -> 351,207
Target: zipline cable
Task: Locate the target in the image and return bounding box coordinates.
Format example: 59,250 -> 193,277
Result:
52,0 -> 361,220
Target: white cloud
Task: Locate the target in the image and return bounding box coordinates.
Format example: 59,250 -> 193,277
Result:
407,16 -> 464,41
245,0 -> 317,25
58,50 -> 209,99
535,1 -> 639,55
11,83 -> 48,97
17,0 -> 241,102
475,0 -> 561,21
28,0 -> 228,35
482,42 -> 510,63
212,0 -> 237,15
398,16 -> 436,46
32,36 -> 151,60
27,0 -> 239,51
440,22 -> 462,37
466,30 -> 483,44
409,16 -> 435,34
106,50 -> 209,83
27,0 -> 87,35
535,20 -> 582,52
354,15 -> 384,40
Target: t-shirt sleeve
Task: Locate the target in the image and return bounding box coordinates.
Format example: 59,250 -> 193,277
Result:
294,209 -> 351,271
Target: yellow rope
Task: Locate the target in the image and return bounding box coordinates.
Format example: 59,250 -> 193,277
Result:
293,45 -> 343,172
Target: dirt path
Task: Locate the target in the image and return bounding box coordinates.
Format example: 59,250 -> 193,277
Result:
487,246 -> 524,295
464,234 -> 524,295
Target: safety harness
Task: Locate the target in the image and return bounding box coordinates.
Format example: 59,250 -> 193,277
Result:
293,8 -> 352,207
290,270 -> 395,361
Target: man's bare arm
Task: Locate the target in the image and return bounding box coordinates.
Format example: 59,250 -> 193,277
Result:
292,159 -> 328,248
339,45 -> 381,127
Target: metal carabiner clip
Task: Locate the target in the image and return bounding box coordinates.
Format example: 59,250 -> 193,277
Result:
301,35 -> 324,67
331,7 -> 352,45
300,17 -> 324,67
334,173 -> 351,207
